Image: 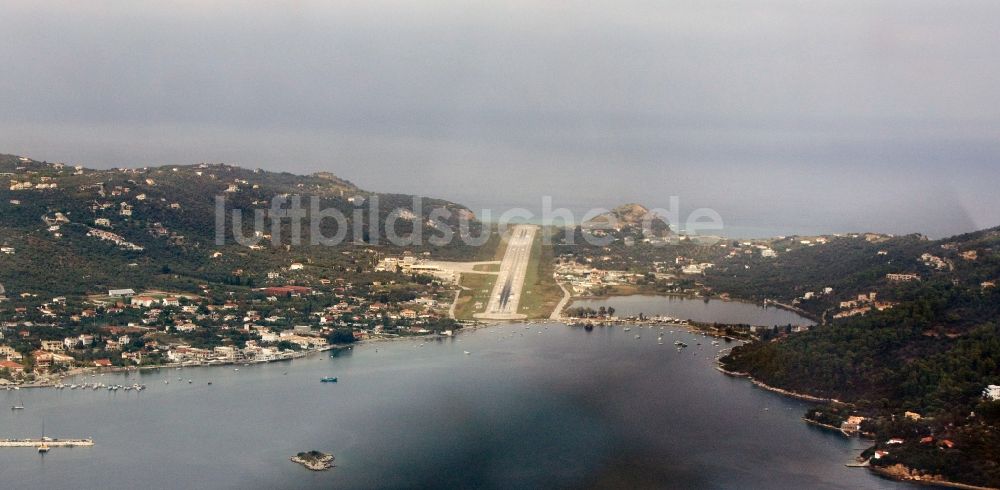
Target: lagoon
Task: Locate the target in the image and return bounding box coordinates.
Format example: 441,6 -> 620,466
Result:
570,294 -> 814,326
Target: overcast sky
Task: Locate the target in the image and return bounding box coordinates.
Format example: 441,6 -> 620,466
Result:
2,1 -> 999,237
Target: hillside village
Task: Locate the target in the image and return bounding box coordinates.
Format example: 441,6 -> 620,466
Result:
0,259 -> 461,385
0,154 -> 485,384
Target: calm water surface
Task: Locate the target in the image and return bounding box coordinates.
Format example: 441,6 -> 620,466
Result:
570,295 -> 814,326
1,308 -> 897,489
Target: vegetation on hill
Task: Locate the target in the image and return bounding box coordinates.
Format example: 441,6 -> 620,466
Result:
583,203 -> 671,236
0,154 -> 486,296
720,228 -> 1000,487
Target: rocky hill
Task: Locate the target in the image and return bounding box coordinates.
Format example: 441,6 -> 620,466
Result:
582,203 -> 670,235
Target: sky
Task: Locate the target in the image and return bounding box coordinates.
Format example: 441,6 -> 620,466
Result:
2,0 -> 999,238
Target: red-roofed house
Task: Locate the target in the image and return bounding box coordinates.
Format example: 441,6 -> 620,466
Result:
0,360 -> 25,373
263,286 -> 312,296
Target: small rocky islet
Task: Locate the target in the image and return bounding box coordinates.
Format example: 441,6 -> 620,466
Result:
290,450 -> 335,471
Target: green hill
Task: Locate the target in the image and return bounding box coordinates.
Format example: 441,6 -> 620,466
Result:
0,153 -> 484,296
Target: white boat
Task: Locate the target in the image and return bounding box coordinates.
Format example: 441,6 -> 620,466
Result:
38,422 -> 49,453
464,351 -> 471,355
11,392 -> 24,410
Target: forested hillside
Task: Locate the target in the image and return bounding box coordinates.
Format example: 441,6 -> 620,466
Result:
721,228 -> 1000,487
0,154 -> 484,296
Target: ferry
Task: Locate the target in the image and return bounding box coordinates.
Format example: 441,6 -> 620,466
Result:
320,377 -> 338,383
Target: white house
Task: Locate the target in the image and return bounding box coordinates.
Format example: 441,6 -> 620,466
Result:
985,385 -> 1000,401
131,296 -> 157,308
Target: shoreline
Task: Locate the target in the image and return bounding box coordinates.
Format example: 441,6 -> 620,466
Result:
13,345 -> 344,389
714,364 -> 834,403
717,358 -> 1000,490
10,319 -> 994,489
868,465 -> 999,490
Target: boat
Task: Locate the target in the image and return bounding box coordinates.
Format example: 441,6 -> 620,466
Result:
320,377 -> 338,383
464,351 -> 471,355
11,392 -> 24,410
38,420 -> 50,453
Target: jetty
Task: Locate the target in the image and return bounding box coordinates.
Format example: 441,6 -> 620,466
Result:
0,438 -> 94,448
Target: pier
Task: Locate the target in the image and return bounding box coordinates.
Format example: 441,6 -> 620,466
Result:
0,438 -> 94,448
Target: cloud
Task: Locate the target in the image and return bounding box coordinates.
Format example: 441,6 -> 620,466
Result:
2,0 -> 998,237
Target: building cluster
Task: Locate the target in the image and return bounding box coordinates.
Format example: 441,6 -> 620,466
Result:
886,273 -> 921,282
375,254 -> 455,283
87,227 -> 145,251
554,262 -> 652,295
0,267 -> 455,383
920,253 -> 949,270
832,292 -> 897,319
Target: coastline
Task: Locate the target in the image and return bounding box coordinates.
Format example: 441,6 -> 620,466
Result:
868,465 -> 999,490
11,318 -> 994,489
566,288 -> 818,325
14,345 -> 345,389
714,364 -> 834,403
717,358 -> 1000,490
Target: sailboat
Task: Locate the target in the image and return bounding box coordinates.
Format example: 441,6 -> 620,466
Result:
10,391 -> 24,410
38,420 -> 50,453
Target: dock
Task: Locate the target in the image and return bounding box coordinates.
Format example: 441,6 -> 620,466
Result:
0,438 -> 94,448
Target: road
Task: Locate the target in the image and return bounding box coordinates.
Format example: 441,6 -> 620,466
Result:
550,280 -> 572,320
475,224 -> 537,320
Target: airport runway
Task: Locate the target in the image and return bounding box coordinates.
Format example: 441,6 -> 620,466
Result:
476,224 -> 537,320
